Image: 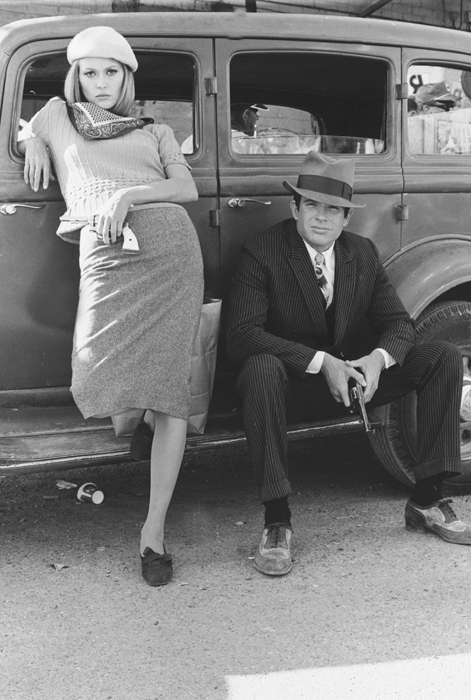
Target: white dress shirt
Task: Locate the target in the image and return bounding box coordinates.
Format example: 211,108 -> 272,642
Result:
302,241 -> 396,374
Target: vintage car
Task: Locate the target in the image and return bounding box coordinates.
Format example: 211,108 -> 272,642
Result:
1,10 -> 471,492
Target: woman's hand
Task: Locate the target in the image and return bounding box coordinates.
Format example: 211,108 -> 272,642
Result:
21,137 -> 50,192
92,191 -> 131,245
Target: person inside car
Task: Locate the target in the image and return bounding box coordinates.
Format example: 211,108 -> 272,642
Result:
408,81 -> 457,154
414,81 -> 456,113
230,103 -> 267,154
226,150 -> 468,577
181,102 -> 268,154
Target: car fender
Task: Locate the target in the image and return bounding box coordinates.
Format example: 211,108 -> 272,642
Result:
384,236 -> 471,318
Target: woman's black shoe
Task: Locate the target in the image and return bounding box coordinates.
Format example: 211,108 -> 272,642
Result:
140,547 -> 173,586
130,419 -> 153,461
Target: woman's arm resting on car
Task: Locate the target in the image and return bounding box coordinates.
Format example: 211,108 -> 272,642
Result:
17,137 -> 50,191
126,163 -> 198,205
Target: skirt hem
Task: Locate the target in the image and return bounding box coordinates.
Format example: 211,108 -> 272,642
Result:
73,396 -> 191,422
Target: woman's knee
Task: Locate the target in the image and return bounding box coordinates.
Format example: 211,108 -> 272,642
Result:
151,411 -> 187,432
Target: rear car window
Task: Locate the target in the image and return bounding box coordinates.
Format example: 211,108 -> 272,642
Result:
407,63 -> 471,155
229,52 -> 388,156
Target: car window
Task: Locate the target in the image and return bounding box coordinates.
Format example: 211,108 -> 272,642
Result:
407,64 -> 471,155
19,51 -> 196,152
131,99 -> 193,148
231,105 -> 320,155
229,52 -> 388,156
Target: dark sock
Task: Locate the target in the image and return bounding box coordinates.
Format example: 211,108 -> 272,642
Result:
411,473 -> 448,507
263,497 -> 291,527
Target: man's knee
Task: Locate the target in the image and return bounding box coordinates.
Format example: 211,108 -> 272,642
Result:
426,340 -> 461,371
412,340 -> 462,379
237,354 -> 288,396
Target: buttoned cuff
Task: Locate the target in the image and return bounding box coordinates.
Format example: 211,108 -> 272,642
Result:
306,351 -> 325,374
377,348 -> 396,370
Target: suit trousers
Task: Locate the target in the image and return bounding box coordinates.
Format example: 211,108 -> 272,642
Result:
236,342 -> 463,502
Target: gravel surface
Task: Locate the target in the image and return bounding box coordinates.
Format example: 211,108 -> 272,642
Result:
2,434 -> 471,699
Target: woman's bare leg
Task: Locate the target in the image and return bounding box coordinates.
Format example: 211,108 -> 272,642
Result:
140,410 -> 187,556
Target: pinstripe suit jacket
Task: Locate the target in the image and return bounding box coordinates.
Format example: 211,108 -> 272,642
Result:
226,218 -> 416,378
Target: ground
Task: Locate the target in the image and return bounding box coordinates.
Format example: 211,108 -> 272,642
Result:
2,433 -> 471,700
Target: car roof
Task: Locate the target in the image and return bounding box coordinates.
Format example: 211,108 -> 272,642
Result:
1,12 -> 471,58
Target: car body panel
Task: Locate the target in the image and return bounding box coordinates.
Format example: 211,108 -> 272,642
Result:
385,237 -> 471,318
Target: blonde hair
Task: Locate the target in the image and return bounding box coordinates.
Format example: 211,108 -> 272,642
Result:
63,60 -> 135,116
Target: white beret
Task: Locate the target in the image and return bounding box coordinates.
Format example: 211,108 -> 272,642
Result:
67,26 -> 138,72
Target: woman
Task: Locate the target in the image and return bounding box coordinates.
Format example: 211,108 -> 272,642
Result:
18,26 -> 204,586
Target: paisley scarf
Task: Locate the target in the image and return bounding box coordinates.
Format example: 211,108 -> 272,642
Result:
67,101 -> 153,140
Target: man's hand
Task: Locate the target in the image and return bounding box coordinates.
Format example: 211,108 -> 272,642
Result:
320,354 -> 366,407
345,349 -> 385,403
22,137 -> 50,191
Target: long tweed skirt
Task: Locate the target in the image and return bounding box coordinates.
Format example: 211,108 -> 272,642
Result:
71,205 -> 204,420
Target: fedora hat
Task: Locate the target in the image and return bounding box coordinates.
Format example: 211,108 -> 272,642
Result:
283,151 -> 365,208
415,81 -> 455,111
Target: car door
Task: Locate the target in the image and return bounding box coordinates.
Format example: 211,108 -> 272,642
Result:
402,49 -> 471,250
398,48 -> 471,315
214,39 -> 403,303
0,32 -> 217,471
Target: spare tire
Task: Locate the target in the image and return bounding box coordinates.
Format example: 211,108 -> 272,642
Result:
368,301 -> 471,492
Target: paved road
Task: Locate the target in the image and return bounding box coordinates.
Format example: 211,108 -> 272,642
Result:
2,433 -> 471,700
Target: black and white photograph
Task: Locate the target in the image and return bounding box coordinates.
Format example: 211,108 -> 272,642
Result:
2,1 -> 471,698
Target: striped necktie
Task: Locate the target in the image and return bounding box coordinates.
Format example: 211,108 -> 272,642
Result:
314,253 -> 331,308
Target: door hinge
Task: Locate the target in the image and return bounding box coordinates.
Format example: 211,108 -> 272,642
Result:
395,204 -> 409,221
209,209 -> 220,228
205,77 -> 217,96
395,83 -> 409,100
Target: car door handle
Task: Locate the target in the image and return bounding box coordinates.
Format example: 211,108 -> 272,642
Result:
0,203 -> 45,215
227,198 -> 272,208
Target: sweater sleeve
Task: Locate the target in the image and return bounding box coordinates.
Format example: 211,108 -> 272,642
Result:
17,97 -> 62,145
151,123 -> 191,170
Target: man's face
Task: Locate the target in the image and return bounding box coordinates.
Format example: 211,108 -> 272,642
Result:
290,196 -> 352,252
243,108 -> 258,136
421,103 -> 446,114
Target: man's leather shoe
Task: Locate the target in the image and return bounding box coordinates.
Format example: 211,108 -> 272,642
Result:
140,547 -> 173,586
254,522 -> 293,576
130,419 -> 153,461
405,498 -> 471,545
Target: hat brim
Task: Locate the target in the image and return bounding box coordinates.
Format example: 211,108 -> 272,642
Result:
282,180 -> 365,208
434,94 -> 454,101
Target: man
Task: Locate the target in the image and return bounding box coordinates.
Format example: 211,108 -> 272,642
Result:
408,82 -> 458,155
230,104 -> 260,137
230,103 -> 268,154
181,103 -> 268,154
414,81 -> 456,114
226,151 -> 469,577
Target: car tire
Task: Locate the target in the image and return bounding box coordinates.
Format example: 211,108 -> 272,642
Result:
368,301 -> 471,493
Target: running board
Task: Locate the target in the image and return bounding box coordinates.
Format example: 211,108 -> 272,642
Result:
0,406 -> 379,476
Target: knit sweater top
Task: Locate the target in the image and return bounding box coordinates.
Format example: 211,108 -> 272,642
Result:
21,97 -> 190,242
